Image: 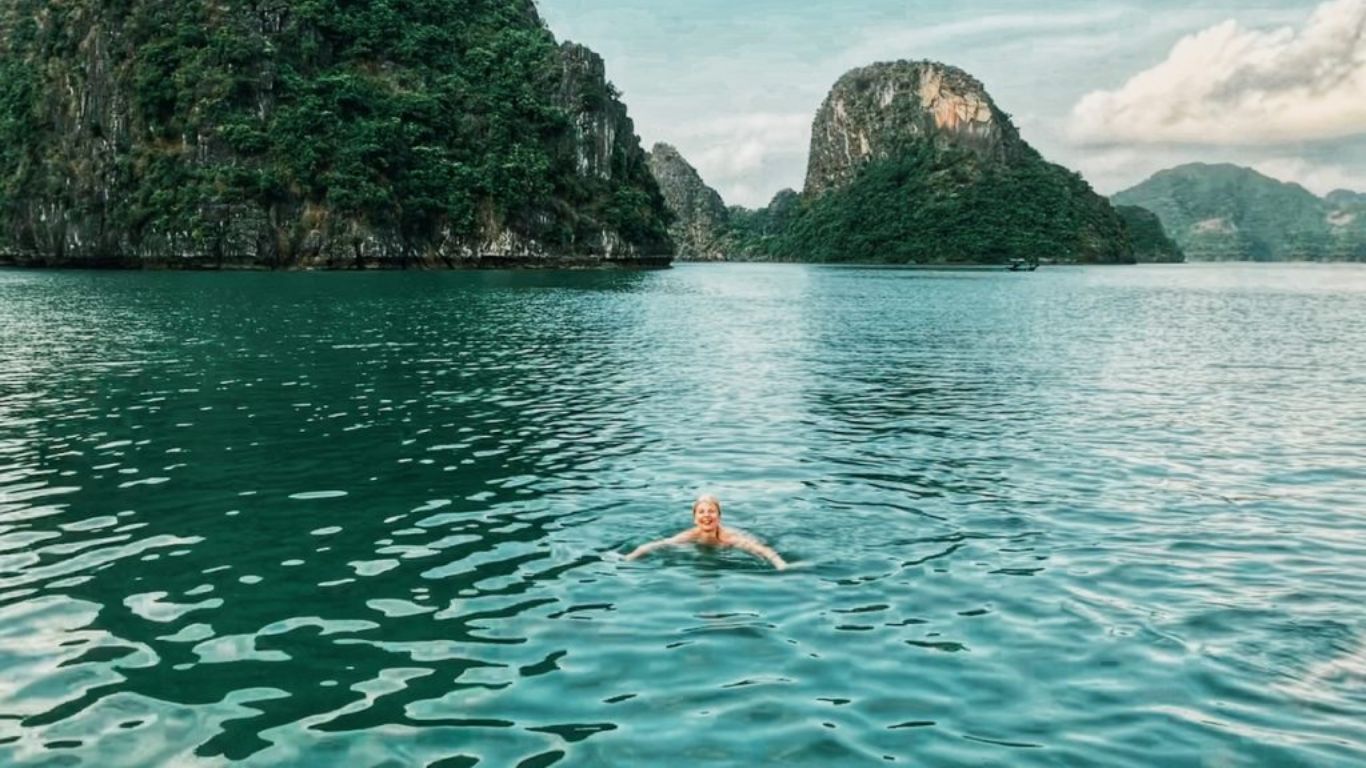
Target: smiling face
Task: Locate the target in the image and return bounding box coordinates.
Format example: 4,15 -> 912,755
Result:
692,496 -> 721,537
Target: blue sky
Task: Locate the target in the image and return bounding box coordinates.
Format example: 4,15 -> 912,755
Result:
536,0 -> 1366,207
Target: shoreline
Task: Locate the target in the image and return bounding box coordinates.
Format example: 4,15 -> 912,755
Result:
8,259 -> 1365,273
0,255 -> 676,271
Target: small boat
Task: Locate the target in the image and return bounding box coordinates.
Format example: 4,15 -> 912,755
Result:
1007,258 -> 1038,272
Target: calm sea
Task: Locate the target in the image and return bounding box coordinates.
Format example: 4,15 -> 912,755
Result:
0,263 -> 1363,766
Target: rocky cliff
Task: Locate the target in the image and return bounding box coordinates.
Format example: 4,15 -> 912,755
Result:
804,62 -> 1016,198
0,0 -> 672,268
646,143 -> 730,261
771,60 -> 1131,264
1113,164 -> 1365,261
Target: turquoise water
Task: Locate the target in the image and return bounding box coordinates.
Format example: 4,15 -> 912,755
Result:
0,263 -> 1363,766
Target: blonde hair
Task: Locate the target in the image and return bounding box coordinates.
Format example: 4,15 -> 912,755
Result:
693,494 -> 721,515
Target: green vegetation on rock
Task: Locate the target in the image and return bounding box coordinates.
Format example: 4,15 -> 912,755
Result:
737,144 -> 1129,263
1112,163 -> 1364,262
1115,205 -> 1184,263
0,0 -> 671,267
728,61 -> 1133,264
642,61 -> 1134,265
727,190 -> 800,261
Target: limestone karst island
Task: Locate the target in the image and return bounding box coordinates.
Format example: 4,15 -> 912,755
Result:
0,1 -> 674,268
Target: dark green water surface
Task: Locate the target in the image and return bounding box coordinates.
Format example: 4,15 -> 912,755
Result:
1,264 -> 1363,766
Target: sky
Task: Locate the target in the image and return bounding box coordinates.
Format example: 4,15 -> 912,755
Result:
535,0 -> 1366,208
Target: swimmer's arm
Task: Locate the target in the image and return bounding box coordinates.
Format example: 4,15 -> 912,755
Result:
625,530 -> 694,560
730,535 -> 788,570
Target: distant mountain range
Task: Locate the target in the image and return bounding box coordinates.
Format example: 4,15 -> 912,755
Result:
1112,164 -> 1365,262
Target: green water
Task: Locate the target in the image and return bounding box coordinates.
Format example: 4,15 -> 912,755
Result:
0,264 -> 1363,766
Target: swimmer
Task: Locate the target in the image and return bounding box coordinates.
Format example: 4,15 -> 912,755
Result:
626,494 -> 787,570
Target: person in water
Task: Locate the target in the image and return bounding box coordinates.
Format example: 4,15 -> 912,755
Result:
626,494 -> 787,570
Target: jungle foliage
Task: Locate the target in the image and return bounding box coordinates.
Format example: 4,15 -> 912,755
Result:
0,0 -> 669,253
730,144 -> 1130,264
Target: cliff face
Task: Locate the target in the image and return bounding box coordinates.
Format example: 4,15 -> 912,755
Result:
646,143 -> 730,261
0,0 -> 672,268
777,60 -> 1131,264
1113,164 -> 1365,261
805,62 -> 1017,198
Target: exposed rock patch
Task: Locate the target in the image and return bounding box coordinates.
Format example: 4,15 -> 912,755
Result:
646,143 -> 731,261
804,61 -> 1015,199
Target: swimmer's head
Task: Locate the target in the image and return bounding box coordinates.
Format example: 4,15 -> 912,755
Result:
692,494 -> 721,532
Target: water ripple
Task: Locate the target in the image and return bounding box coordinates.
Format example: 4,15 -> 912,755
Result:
0,265 -> 1362,765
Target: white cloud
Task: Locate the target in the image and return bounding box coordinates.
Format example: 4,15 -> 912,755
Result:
668,112 -> 812,207
837,8 -> 1129,72
1070,0 -> 1366,145
1250,157 -> 1366,195
716,182 -> 766,209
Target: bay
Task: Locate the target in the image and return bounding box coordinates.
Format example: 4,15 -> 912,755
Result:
0,263 -> 1363,766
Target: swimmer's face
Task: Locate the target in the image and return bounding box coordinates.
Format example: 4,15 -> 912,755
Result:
693,500 -> 720,532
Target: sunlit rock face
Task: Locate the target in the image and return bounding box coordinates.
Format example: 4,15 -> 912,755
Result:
646,143 -> 731,261
804,61 -> 1017,198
